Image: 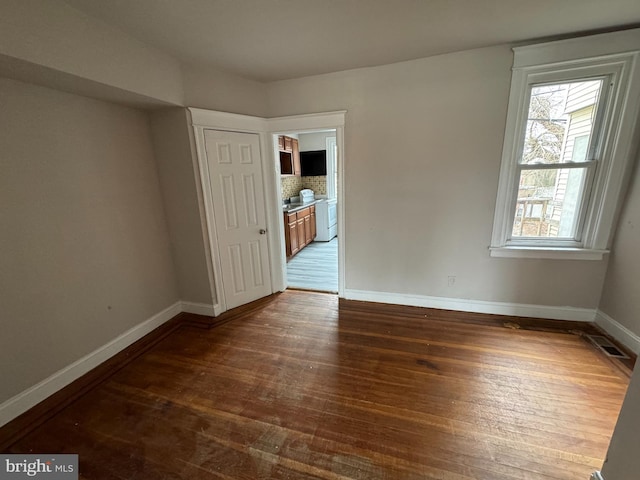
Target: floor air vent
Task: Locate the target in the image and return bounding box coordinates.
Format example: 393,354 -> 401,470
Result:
585,334 -> 630,359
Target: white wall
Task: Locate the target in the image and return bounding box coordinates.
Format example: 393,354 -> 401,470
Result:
0,1 -> 279,116
598,155 -> 640,334
182,63 -> 268,117
0,0 -> 184,106
267,46 -> 610,309
600,366 -> 640,479
149,108 -> 214,306
298,131 -> 335,151
0,78 -> 179,404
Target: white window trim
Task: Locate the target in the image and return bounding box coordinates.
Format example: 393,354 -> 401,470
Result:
490,29 -> 640,260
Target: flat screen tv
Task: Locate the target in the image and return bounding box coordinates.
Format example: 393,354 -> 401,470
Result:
300,150 -> 327,176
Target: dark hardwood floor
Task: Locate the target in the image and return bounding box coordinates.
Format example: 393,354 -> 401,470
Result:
5,291 -> 630,479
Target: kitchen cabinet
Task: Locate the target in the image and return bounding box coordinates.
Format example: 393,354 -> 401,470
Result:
292,138 -> 301,175
279,136 -> 300,176
297,215 -> 306,249
296,207 -> 309,250
284,204 -> 316,258
303,211 -> 312,245
285,212 -> 299,256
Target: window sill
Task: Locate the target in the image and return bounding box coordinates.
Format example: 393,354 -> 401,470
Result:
489,246 -> 609,260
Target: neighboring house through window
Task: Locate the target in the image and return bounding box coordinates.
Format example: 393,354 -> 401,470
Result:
490,29 -> 640,260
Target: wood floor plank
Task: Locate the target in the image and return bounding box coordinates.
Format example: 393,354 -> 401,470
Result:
5,291 -> 629,479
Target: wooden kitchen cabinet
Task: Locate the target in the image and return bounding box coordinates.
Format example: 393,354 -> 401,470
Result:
297,207 -> 308,247
297,215 -> 306,248
285,212 -> 299,257
284,204 -> 316,259
279,136 -> 301,176
292,138 -> 301,176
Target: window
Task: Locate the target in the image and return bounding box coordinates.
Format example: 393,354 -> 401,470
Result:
512,79 -> 604,241
490,30 -> 640,260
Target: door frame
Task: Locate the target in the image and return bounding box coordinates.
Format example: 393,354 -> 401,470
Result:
326,136 -> 337,200
267,112 -> 346,297
189,108 -> 346,315
190,109 -> 272,315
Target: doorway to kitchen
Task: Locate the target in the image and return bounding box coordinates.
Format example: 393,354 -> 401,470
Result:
276,129 -> 339,293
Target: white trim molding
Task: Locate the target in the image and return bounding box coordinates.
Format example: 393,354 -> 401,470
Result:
267,111 -> 347,132
595,310 -> 640,355
514,29 -> 640,68
344,289 -> 596,322
180,301 -> 218,317
266,111 -> 347,298
189,108 -> 267,132
191,123 -> 229,313
0,301 -> 182,428
490,247 -> 608,260
189,108 -> 347,314
185,109 -> 219,319
490,28 -> 640,259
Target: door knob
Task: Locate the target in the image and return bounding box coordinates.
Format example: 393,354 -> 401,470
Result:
259,229 -> 267,235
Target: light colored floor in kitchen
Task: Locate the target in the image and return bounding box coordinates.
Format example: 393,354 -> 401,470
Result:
287,237 -> 338,292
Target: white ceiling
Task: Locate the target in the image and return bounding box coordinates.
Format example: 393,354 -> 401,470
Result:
63,0 -> 640,82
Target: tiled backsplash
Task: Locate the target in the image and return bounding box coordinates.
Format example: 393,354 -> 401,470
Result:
302,176 -> 327,195
281,175 -> 327,200
281,176 -> 303,199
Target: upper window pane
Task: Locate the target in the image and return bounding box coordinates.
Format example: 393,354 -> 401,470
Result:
520,80 -> 602,165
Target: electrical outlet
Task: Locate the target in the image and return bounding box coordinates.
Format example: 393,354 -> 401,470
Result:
447,276 -> 456,287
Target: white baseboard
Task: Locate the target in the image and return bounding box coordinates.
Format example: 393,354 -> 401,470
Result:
0,293 -> 620,432
343,289 -> 596,322
0,301 -> 182,428
595,310 -> 640,354
180,301 -> 217,316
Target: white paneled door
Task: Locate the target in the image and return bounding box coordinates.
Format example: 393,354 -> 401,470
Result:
204,129 -> 272,310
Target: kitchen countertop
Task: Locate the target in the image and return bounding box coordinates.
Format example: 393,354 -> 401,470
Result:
282,200 -> 318,213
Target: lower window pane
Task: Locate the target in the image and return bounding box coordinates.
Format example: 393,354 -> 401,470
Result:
512,167 -> 587,239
